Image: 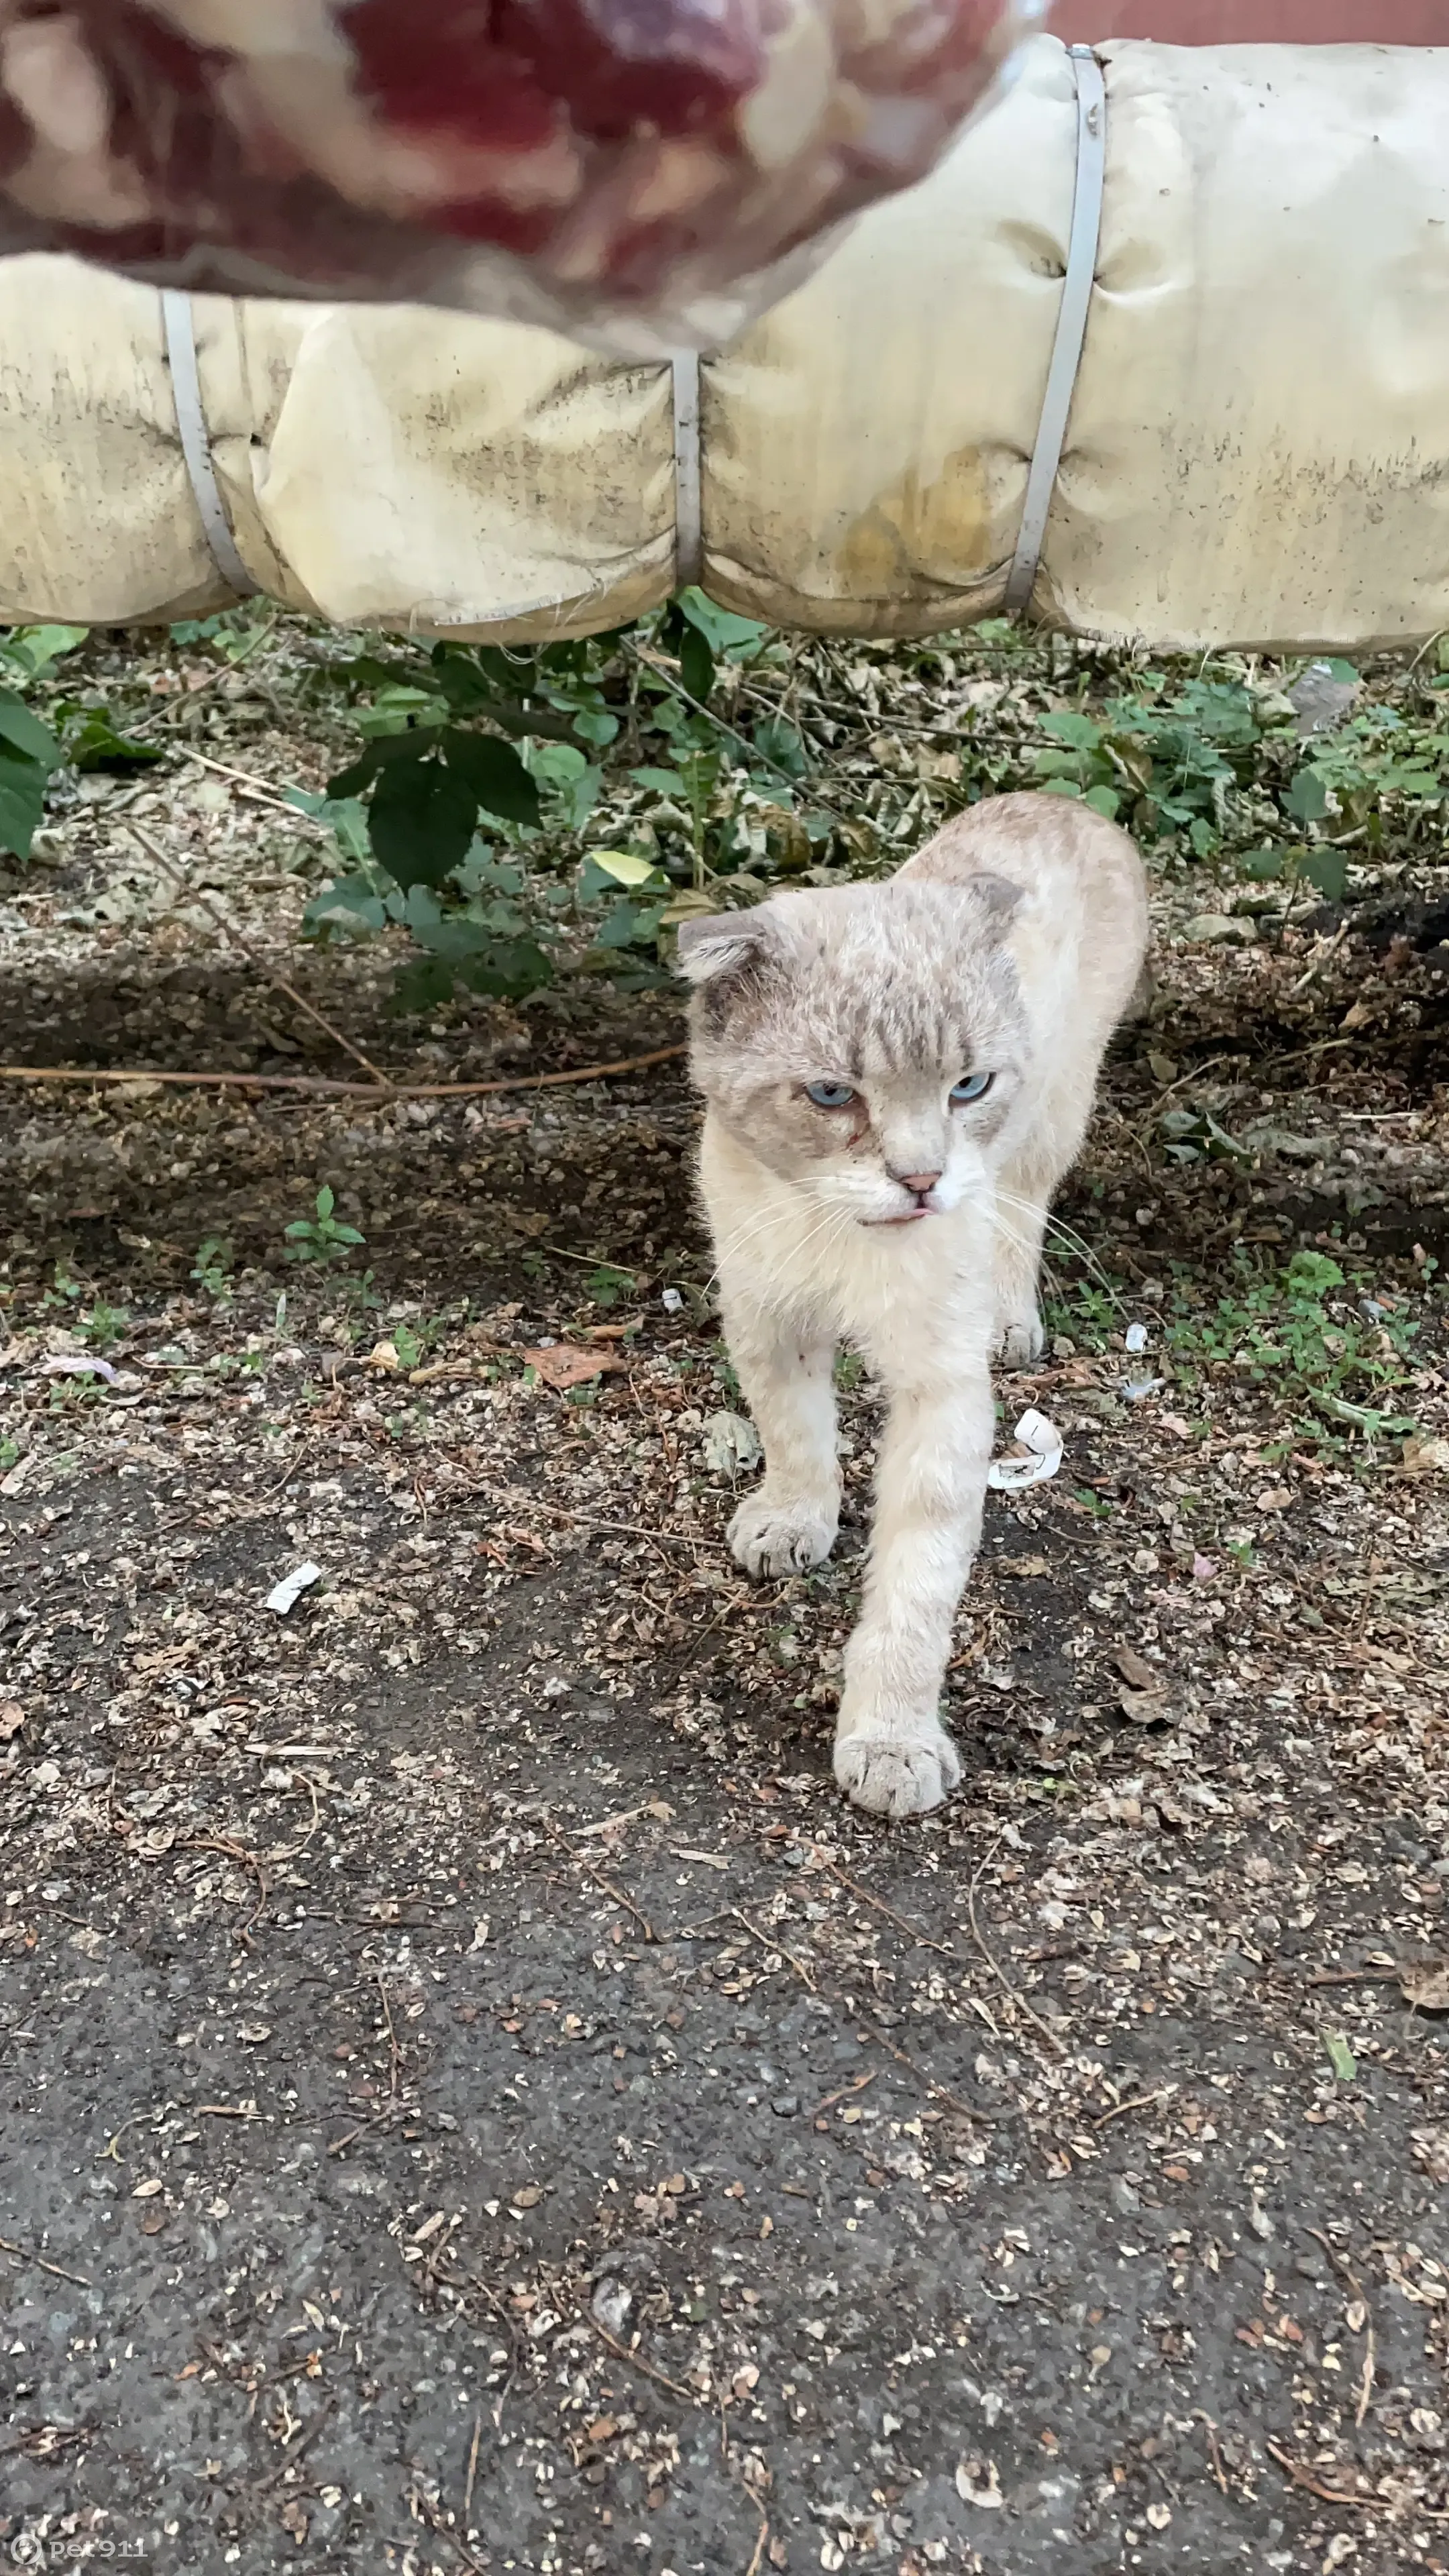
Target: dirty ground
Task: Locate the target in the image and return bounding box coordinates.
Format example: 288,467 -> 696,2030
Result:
2,628 -> 1448,2576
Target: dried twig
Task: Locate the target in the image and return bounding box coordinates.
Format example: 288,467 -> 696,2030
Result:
325,2106 -> 405,2157
590,2318 -> 698,2404
1196,2412 -> 1230,2496
743,2517 -> 771,2576
0,2236 -> 92,2288
813,1850 -> 955,1956
376,1971 -> 403,2100
248,2395 -> 337,2496
967,1836 -> 1067,2056
127,818 -> 388,1085
731,1907 -> 817,1992
1306,2227 -> 1377,2428
184,1831 -> 269,1942
1288,917 -> 1352,997
1093,2088 -> 1171,2129
0,1043 -> 686,1101
463,2410 -> 483,2528
810,2072 -> 876,2120
851,2010 -> 999,2127
547,1819 -> 657,1942
1265,2440 -> 1368,2509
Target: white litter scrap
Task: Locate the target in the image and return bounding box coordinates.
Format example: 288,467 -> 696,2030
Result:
1124,1322 -> 1149,1354
702,1410 -> 761,1474
265,1562 -> 322,1615
41,1353 -> 119,1383
987,1409 -> 1063,1494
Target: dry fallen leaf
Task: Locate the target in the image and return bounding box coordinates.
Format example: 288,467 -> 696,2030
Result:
955,2457 -> 1003,2508
1112,1644 -> 1161,1692
1411,2128 -> 1449,2184
1118,1686 -> 1170,1727
1400,1962 -> 1449,2013
996,1556 -> 1050,1580
0,1701 -> 23,1741
521,1344 -> 619,1390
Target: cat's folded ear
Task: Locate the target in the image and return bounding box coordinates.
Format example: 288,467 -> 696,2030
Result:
674,904 -> 779,985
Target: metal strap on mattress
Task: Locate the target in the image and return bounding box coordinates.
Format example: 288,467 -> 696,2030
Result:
672,347 -> 702,592
1003,44 -> 1107,617
160,288 -> 257,600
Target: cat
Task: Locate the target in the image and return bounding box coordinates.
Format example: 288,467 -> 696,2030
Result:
679,790 -> 1149,1821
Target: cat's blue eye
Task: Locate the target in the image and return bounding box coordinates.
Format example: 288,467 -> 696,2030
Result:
950,1071 -> 995,1104
805,1080 -> 857,1110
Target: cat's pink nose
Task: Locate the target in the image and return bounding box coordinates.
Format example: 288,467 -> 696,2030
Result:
896,1171 -> 942,1197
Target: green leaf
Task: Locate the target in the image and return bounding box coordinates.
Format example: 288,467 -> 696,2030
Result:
301,873 -> 387,938
315,1186 -> 335,1220
1040,710 -> 1104,751
570,704 -> 620,748
596,896 -> 666,950
1323,657 -> 1359,685
676,590 -> 767,655
68,709 -> 165,771
753,713 -> 807,780
632,765 -> 688,796
0,742 -> 49,856
678,620 -> 714,704
1301,847 -> 1349,901
327,731 -> 436,798
0,688 -> 63,770
0,623 -> 87,680
1286,1250 -> 1345,1299
1082,784 -> 1122,819
1240,847 -> 1284,881
442,729 -> 540,827
1284,765 -> 1330,823
460,936 -> 552,1000
527,739 -> 602,830
1323,2031 -> 1356,2084
429,647 -> 496,714
284,788 -> 371,865
369,755 -> 479,890
592,849 -> 661,888
392,955 -> 458,1014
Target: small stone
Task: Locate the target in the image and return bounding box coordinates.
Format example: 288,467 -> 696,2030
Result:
1183,912 -> 1252,945
770,2094 -> 800,2117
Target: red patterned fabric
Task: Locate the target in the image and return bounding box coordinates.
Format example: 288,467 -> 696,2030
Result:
0,0 -> 1031,344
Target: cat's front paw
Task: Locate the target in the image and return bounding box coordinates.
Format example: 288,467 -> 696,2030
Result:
994,1309 -> 1044,1370
834,1723 -> 961,1819
729,1494 -> 837,1580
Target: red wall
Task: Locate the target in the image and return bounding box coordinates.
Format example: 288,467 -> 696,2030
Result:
1049,3 -> 1449,36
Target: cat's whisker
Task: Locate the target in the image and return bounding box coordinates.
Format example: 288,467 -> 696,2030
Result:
994,1189 -> 1123,1305
704,1195 -> 857,1295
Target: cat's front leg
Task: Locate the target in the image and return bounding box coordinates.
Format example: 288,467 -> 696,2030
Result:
718,1287 -> 841,1579
833,1359 -> 993,1819
991,1151 -> 1053,1370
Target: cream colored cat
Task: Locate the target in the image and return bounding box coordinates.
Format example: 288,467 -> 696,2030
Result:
680,791 -> 1148,1820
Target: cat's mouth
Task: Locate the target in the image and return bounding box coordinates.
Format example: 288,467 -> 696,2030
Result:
863,1207 -> 931,1226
